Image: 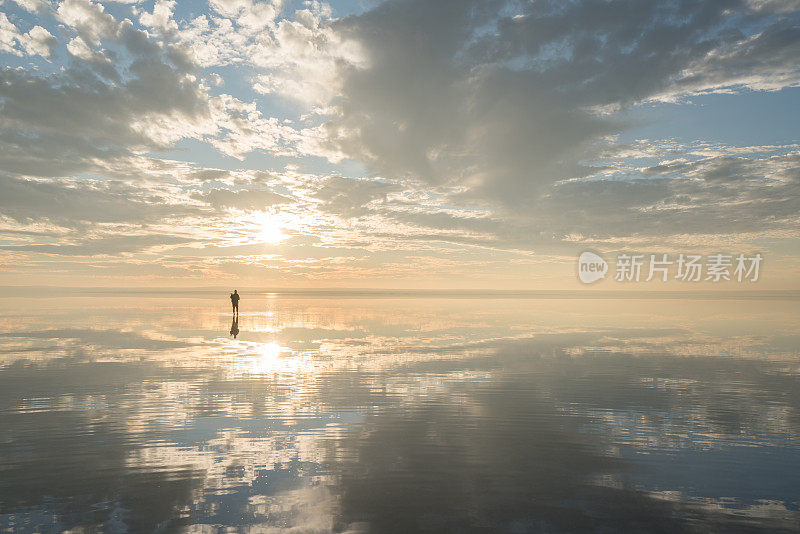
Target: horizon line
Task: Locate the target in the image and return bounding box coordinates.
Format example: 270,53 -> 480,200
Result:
1,286 -> 798,299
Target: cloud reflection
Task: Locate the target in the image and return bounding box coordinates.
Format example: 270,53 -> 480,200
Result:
0,295 -> 799,531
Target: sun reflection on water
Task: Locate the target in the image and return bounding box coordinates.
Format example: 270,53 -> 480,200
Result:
234,341 -> 309,375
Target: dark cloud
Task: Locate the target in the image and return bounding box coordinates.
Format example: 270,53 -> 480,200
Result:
314,175 -> 402,217
0,174 -> 188,225
192,187 -> 294,210
334,148 -> 800,247
322,0 -> 800,210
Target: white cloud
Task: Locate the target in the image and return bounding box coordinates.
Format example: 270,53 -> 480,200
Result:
65,34 -> 106,62
248,10 -> 366,105
56,0 -> 117,46
0,13 -> 56,58
0,13 -> 27,56
10,0 -> 47,13
0,0 -> 322,177
139,0 -> 365,107
22,25 -> 57,57
138,0 -> 177,33
207,0 -> 282,31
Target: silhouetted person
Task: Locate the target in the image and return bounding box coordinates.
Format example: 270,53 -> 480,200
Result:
230,289 -> 240,315
230,316 -> 239,339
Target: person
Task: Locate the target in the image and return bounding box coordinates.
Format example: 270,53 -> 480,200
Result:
230,316 -> 239,339
230,289 -> 240,315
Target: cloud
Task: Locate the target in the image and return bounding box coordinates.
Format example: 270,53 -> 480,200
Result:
66,34 -> 110,63
0,22 -> 214,170
0,235 -> 194,256
10,0 -> 47,13
0,164 -> 300,258
292,142 -> 800,253
0,0 -> 318,183
0,13 -> 57,58
0,173 -> 197,224
139,0 -> 365,108
21,25 -> 57,57
0,0 -> 799,285
310,0 -> 800,209
207,0 -> 283,31
192,187 -> 294,210
670,15 -> 800,95
138,0 -> 179,34
56,0 -> 118,46
470,143 -> 800,245
313,175 -> 402,218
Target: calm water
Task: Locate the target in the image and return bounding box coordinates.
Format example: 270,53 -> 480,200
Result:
0,293 -> 799,532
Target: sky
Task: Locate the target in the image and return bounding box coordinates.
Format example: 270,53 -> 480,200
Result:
0,0 -> 799,289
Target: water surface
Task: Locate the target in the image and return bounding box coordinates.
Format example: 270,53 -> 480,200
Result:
0,293 -> 799,532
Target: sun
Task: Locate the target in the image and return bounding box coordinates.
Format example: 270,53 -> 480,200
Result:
252,212 -> 286,244
259,220 -> 284,244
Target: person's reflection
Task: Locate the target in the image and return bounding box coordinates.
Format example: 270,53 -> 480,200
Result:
230,316 -> 239,339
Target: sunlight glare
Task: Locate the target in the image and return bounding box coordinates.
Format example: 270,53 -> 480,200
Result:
253,212 -> 285,244
238,342 -> 309,375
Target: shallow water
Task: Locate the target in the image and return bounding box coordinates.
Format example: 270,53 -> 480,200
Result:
0,293 -> 799,532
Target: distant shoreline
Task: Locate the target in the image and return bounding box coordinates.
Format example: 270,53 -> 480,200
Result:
1,287 -> 798,300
